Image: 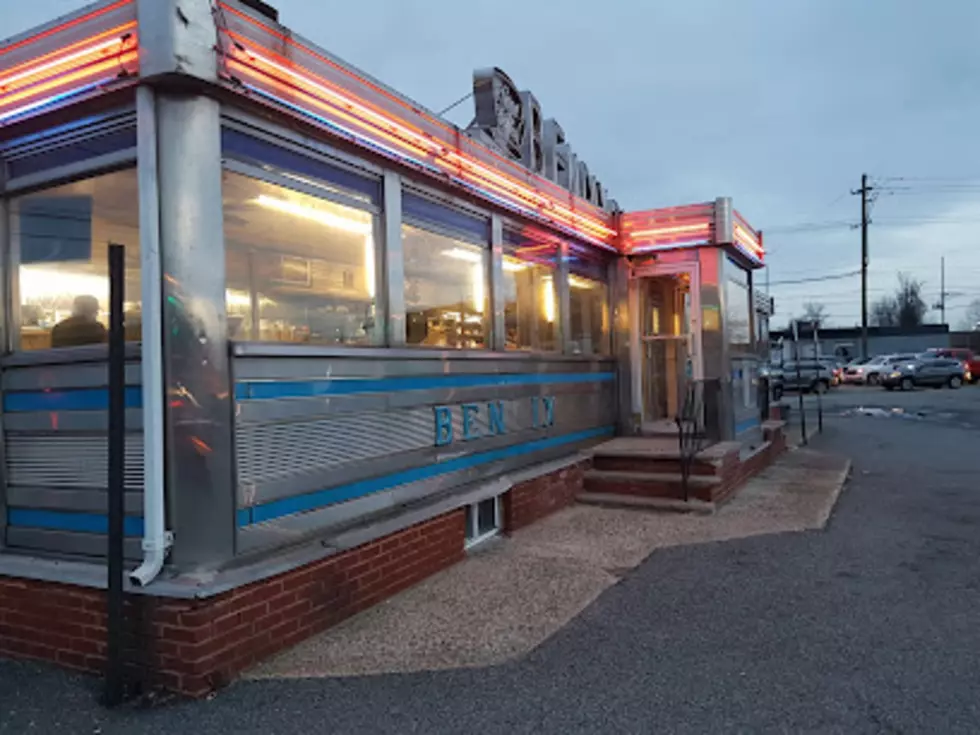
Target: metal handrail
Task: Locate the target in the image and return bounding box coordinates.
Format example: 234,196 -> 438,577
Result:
675,380 -> 707,502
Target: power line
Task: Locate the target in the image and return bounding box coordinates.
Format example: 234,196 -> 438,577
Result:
767,270 -> 861,287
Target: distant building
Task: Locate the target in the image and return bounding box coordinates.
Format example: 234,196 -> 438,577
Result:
771,324 -> 951,362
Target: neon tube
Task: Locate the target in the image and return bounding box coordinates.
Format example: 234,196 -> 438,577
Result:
224,39 -> 615,243
0,24 -> 136,92
0,0 -> 133,58
0,48 -> 138,111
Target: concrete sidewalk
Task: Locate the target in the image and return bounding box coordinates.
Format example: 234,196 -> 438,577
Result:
246,447 -> 850,681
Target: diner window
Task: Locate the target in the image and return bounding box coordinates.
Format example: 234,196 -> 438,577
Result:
403,224 -> 489,349
502,230 -> 559,352
12,169 -> 141,351
568,248 -> 610,355
222,172 -> 378,345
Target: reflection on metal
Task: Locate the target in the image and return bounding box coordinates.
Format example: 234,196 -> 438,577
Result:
157,94 -> 235,567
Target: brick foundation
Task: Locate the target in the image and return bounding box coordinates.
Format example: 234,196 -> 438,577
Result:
0,457 -> 589,697
502,459 -> 590,532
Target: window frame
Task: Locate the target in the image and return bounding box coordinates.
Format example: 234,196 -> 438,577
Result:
500,226 -> 561,354
221,168 -> 385,347
566,243 -> 612,356
464,495 -> 501,549
7,165 -> 142,356
399,184 -> 493,351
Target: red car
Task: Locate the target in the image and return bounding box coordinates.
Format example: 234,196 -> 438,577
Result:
928,348 -> 979,384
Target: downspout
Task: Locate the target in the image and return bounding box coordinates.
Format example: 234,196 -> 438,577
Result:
131,85 -> 173,586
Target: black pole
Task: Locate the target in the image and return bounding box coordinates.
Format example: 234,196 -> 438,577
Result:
860,174 -> 869,360
794,321 -> 807,446
105,243 -> 126,707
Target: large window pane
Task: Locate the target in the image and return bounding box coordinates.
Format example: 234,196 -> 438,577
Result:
13,169 -> 141,351
403,224 -> 488,349
223,172 -> 378,345
568,249 -> 610,355
502,233 -> 558,351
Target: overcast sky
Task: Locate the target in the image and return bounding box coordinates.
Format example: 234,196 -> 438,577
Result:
10,0 -> 980,327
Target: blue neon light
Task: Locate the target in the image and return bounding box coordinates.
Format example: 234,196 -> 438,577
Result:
241,424 -> 614,526
0,80 -> 106,124
236,371 -> 615,401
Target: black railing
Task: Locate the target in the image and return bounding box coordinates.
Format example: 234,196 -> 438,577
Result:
675,380 -> 707,502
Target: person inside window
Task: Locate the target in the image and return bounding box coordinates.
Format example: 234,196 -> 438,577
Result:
50,295 -> 107,348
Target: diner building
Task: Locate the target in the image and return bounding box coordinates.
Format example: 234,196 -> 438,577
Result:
0,0 -> 772,695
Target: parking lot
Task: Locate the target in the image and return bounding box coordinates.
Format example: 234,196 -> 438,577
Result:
782,381 -> 980,436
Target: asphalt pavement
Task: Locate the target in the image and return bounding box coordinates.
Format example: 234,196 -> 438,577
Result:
3,386 -> 980,734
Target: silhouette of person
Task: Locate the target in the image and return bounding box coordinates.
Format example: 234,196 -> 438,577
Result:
50,294 -> 108,348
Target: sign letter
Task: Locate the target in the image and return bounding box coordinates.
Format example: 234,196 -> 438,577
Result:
461,403 -> 482,441
434,406 -> 453,447
542,396 -> 555,427
487,400 -> 506,435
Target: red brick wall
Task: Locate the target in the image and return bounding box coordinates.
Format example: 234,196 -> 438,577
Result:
502,459 -> 590,532
0,508 -> 466,697
1,458 -> 589,697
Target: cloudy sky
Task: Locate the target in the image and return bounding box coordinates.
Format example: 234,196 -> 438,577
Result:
9,0 -> 980,327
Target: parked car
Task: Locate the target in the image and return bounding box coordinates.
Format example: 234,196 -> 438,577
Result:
818,357 -> 845,386
926,348 -> 978,384
881,357 -> 966,391
773,360 -> 834,398
842,353 -> 917,385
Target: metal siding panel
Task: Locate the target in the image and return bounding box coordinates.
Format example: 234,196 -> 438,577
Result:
4,528 -> 141,560
6,434 -> 144,490
235,380 -> 605,423
3,362 -> 143,391
3,408 -> 143,432
236,432 -> 607,555
7,487 -> 144,515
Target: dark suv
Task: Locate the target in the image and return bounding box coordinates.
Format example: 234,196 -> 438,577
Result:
881,357 -> 966,391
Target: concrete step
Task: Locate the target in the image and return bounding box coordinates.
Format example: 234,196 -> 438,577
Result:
576,492 -> 716,514
583,469 -> 721,501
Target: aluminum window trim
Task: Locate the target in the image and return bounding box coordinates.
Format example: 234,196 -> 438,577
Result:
400,181 -> 492,246
221,158 -> 381,215
220,108 -> 385,179
7,164 -> 139,355
230,340 -> 615,362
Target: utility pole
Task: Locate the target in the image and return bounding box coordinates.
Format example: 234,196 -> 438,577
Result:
940,256 -> 946,326
851,174 -> 873,359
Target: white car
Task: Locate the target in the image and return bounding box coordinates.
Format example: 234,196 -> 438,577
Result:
842,354 -> 917,386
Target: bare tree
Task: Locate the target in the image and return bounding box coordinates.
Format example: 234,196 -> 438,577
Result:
870,296 -> 898,327
894,273 -> 928,327
871,273 -> 928,328
802,302 -> 828,327
961,298 -> 980,330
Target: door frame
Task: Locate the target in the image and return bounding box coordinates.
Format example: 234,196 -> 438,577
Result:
628,259 -> 703,422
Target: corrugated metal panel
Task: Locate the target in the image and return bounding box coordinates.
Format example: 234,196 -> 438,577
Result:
6,434 -> 144,490
2,358 -> 145,559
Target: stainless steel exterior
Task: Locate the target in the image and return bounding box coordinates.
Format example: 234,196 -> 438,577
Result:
232,348 -> 615,553
1,348 -> 144,559
157,94 -> 236,568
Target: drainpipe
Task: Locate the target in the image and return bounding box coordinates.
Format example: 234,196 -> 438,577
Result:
130,85 -> 173,586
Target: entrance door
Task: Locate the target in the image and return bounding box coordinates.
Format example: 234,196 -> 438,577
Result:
639,274 -> 692,426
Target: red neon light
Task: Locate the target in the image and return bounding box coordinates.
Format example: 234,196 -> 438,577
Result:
0,48 -> 138,112
219,7 -> 614,242
0,0 -> 132,59
227,42 -> 615,242
0,23 -> 135,94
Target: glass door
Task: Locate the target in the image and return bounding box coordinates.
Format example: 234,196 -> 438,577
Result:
640,274 -> 691,425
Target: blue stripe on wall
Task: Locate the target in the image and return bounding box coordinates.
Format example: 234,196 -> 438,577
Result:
4,386 -> 143,413
237,371 -> 615,401
242,424 -> 615,527
7,508 -> 144,537
735,416 -> 761,434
